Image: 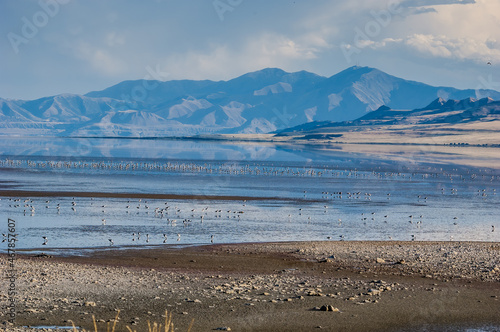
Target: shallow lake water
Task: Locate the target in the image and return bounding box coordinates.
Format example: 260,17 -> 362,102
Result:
0,137 -> 498,252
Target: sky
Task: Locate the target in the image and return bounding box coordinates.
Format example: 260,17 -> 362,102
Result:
1,0 -> 500,100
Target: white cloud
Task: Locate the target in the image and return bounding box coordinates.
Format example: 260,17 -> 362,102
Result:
405,34 -> 453,58
75,41 -> 127,76
252,33 -> 319,60
105,32 -> 125,47
366,34 -> 500,64
163,33 -> 322,80
409,34 -> 500,62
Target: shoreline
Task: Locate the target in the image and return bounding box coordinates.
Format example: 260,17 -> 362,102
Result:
0,190 -> 318,202
7,239 -> 500,256
2,241 -> 499,331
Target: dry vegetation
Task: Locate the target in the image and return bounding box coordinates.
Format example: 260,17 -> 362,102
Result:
68,310 -> 193,332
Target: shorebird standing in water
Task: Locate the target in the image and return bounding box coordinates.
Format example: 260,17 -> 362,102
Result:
42,236 -> 48,245
211,235 -> 214,243
108,238 -> 114,246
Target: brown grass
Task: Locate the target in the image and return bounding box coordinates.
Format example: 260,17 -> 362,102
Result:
68,310 -> 194,332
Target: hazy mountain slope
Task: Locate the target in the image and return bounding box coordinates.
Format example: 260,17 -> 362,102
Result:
1,66 -> 500,137
278,97 -> 500,135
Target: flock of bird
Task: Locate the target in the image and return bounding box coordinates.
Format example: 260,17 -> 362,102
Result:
0,157 -> 498,248
3,157 -> 499,183
1,184 -> 497,248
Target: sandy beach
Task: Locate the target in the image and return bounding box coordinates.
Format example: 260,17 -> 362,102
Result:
2,241 -> 499,332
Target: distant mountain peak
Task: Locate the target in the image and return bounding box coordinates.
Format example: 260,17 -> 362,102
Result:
239,67 -> 288,79
347,65 -> 375,71
421,96 -> 497,112
424,97 -> 448,109
375,105 -> 391,112
334,65 -> 374,76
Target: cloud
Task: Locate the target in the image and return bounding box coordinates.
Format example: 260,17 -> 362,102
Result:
399,0 -> 475,8
405,34 -> 454,58
393,0 -> 476,17
162,33 -> 323,81
105,32 -> 125,47
74,41 -> 127,76
359,34 -> 500,64
354,38 -> 403,50
405,34 -> 500,63
1,0 -> 498,99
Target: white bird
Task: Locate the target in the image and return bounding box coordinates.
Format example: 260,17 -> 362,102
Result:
210,235 -> 215,243
42,236 -> 48,245
108,238 -> 114,246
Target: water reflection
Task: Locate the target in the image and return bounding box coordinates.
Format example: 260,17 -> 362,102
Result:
0,137 -> 499,250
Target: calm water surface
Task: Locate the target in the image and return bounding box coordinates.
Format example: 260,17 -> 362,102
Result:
0,137 -> 498,251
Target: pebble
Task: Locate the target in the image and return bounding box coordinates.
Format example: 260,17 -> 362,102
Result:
1,241 -> 498,332
318,305 -> 340,312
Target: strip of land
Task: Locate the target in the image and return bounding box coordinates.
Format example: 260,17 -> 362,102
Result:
0,190 -> 313,202
2,241 -> 499,332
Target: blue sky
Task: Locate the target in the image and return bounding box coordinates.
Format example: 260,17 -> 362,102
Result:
1,0 -> 499,100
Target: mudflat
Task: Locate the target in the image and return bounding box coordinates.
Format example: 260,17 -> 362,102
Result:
2,241 -> 499,332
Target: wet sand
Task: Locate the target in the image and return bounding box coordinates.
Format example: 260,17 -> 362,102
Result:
0,190 -> 308,202
2,241 -> 500,332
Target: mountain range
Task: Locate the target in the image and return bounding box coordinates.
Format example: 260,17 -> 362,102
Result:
279,97 -> 500,133
1,66 -> 499,137
276,96 -> 500,148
